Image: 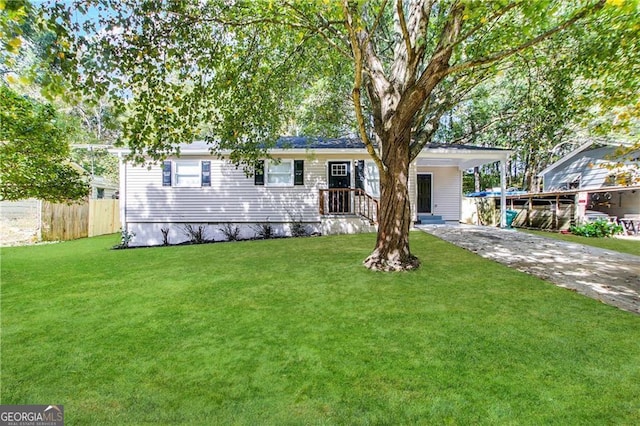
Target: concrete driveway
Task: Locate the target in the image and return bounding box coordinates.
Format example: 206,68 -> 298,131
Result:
418,225 -> 640,315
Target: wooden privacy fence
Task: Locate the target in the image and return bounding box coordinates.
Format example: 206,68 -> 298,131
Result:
41,199 -> 120,241
88,199 -> 120,237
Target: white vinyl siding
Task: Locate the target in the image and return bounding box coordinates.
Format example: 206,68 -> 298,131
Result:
125,156 -> 326,223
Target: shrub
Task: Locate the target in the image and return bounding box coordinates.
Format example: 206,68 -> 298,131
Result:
570,220 -> 623,238
252,220 -> 273,239
290,216 -> 308,237
219,223 -> 241,241
113,229 -> 136,249
182,224 -> 208,244
160,227 -> 170,246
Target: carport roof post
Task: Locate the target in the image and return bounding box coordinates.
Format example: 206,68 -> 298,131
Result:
500,158 -> 507,228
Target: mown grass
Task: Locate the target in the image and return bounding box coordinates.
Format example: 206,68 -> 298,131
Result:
1,232 -> 639,424
521,228 -> 640,256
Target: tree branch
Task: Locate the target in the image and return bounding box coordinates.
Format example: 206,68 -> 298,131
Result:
164,7 -> 352,59
409,108 -> 446,161
446,0 -> 606,76
365,0 -> 389,46
448,2 -> 521,54
447,112 -> 517,145
282,2 -> 352,59
341,0 -> 386,175
396,0 -> 414,64
399,1 -> 463,124
407,0 -> 433,71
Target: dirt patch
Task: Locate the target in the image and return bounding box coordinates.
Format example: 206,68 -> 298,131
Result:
419,225 -> 640,315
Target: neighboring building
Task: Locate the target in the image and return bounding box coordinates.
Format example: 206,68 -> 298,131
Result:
90,176 -> 119,199
67,162 -> 118,199
538,141 -> 640,222
0,198 -> 41,245
114,137 -> 511,247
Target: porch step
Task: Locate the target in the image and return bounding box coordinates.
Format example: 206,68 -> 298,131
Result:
417,214 -> 446,225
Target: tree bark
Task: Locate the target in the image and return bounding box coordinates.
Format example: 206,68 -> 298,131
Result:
364,128 -> 419,271
474,166 -> 481,192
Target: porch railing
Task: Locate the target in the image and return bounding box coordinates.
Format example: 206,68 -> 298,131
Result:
319,188 -> 379,224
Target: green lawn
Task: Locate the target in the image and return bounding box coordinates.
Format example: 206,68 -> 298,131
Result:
520,228 -> 640,256
1,233 -> 639,424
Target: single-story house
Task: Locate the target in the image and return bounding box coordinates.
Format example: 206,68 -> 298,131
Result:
113,137 -> 511,247
538,141 -> 640,223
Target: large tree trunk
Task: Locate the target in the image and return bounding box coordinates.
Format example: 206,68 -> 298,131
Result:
364,130 -> 419,272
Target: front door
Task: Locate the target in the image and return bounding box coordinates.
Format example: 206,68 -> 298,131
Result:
328,161 -> 351,213
417,174 -> 432,213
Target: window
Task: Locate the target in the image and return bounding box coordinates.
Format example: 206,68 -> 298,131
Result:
254,161 -> 265,185
255,160 -> 304,186
558,173 -> 580,191
266,160 -> 294,186
163,160 -> 211,187
331,163 -> 348,177
174,160 -> 201,187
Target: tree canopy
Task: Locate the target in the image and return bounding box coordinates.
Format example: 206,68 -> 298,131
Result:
1,0 -> 122,201
0,85 -> 89,201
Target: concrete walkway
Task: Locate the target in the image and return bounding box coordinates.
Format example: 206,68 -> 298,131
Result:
417,225 -> 640,315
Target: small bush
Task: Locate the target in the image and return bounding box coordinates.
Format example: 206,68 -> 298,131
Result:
570,220 -> 623,238
290,216 -> 308,237
220,223 -> 241,241
182,224 -> 208,244
113,229 -> 136,249
160,227 -> 170,246
252,220 -> 273,239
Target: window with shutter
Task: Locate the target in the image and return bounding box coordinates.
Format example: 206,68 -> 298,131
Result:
355,160 -> 365,190
266,160 -> 294,186
162,161 -> 172,186
294,160 -> 304,185
254,161 -> 265,185
201,161 -> 211,187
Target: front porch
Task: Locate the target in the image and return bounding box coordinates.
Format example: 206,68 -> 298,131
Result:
319,188 -> 379,224
316,188 -> 378,235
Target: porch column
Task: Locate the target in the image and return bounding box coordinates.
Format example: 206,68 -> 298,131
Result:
500,158 -> 507,227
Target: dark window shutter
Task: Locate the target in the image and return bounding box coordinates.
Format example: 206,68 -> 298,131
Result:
254,160 -> 265,185
201,161 -> 211,186
294,160 -> 304,185
162,161 -> 172,186
355,160 -> 365,190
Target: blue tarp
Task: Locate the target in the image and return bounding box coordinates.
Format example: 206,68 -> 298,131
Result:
465,190 -> 528,197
